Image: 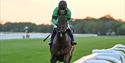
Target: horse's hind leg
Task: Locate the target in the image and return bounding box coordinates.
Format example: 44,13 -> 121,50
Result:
51,56 -> 57,63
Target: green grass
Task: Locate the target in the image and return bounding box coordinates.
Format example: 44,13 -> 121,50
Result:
0,36 -> 125,63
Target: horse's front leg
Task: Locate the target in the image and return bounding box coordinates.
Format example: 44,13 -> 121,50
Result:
64,54 -> 71,63
51,56 -> 57,63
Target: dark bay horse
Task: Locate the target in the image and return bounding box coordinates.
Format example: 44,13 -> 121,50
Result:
50,11 -> 74,63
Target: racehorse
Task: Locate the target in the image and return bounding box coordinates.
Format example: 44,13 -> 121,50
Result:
50,10 -> 74,63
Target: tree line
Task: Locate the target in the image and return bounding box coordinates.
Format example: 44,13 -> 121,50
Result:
0,15 -> 125,35
0,22 -> 53,33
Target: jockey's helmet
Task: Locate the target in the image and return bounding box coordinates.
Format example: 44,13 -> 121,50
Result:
58,0 -> 67,10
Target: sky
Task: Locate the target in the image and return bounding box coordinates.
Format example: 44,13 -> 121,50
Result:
0,0 -> 125,24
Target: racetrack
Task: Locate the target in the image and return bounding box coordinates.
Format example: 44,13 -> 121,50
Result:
0,36 -> 125,63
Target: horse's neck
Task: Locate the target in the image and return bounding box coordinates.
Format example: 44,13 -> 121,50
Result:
58,15 -> 67,24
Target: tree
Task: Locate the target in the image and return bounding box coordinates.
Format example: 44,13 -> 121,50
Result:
116,24 -> 125,35
0,24 -> 2,31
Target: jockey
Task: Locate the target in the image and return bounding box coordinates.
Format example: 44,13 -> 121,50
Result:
49,0 -> 76,46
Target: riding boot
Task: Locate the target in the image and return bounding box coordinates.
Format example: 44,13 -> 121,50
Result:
67,29 -> 77,45
49,28 -> 57,46
70,33 -> 77,45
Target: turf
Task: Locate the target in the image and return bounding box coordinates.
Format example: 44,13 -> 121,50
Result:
0,36 -> 125,63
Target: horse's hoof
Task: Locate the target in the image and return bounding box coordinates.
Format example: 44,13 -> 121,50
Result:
49,43 -> 52,45
71,42 -> 77,45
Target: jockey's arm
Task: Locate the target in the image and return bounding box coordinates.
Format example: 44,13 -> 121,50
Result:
52,7 -> 58,26
66,8 -> 72,28
66,8 -> 72,23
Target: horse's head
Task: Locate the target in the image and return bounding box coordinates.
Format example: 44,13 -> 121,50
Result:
57,15 -> 68,34
55,13 -> 68,38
